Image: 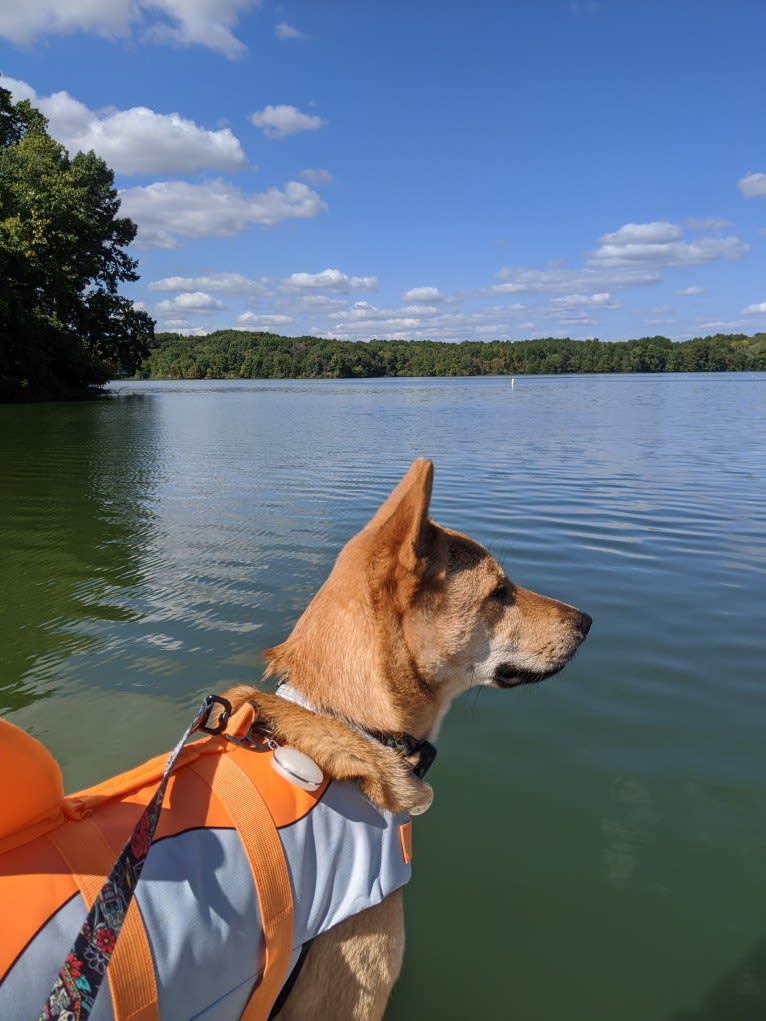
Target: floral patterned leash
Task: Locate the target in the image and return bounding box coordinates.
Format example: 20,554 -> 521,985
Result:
38,694 -> 232,1021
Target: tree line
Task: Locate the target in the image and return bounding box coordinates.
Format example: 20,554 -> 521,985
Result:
141,330 -> 766,380
1,83 -> 153,401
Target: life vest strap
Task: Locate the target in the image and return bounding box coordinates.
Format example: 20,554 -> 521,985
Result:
190,727 -> 294,1021
47,817 -> 159,1021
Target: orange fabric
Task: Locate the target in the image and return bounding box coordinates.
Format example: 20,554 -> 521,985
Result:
191,752 -> 294,1020
48,819 -> 159,1021
0,706 -> 331,1018
0,719 -> 64,851
398,820 -> 413,865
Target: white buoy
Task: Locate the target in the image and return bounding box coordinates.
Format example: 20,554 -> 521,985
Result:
271,745 -> 324,791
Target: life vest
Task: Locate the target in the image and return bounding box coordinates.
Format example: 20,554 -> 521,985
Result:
0,703 -> 413,1021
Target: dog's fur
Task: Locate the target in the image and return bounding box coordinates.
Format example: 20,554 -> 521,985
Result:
223,458 -> 591,1019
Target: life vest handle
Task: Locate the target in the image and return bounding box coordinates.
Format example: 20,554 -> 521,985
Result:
36,694 -> 232,1021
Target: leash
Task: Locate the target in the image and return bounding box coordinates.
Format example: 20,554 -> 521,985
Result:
37,694 -> 232,1021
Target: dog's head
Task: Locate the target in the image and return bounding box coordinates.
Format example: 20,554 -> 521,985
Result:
266,458 -> 591,740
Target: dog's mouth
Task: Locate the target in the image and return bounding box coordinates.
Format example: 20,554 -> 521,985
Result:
493,663 -> 563,688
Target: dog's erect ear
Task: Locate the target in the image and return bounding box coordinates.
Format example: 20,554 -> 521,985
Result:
362,458 -> 436,572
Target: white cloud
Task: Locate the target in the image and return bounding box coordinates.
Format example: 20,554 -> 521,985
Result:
737,172 -> 766,198
282,269 -> 377,292
160,320 -> 209,334
155,292 -> 225,314
677,286 -> 705,296
0,0 -> 258,58
551,292 -> 619,308
489,221 -> 747,303
488,265 -> 661,295
236,312 -> 295,328
0,0 -> 134,44
590,220 -> 748,268
250,105 -> 326,139
402,286 -> 443,302
325,300 -> 529,341
289,294 -> 348,313
695,318 -> 747,333
742,301 -> 766,315
275,22 -> 304,40
544,292 -> 620,326
599,222 -> 683,246
149,273 -> 270,294
119,179 -> 326,247
300,168 -> 333,186
2,77 -> 246,174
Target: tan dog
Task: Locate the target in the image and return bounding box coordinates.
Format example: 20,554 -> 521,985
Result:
224,457 -> 591,1020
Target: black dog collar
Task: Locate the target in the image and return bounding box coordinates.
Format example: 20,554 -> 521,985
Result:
275,682 -> 437,779
363,729 -> 438,779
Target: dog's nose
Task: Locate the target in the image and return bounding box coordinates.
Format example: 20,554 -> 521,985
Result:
576,611 -> 592,636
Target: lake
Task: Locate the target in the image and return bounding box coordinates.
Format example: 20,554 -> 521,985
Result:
1,374 -> 764,1020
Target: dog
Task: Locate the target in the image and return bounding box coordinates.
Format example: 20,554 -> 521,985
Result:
222,457 -> 592,1019
0,458 -> 590,1021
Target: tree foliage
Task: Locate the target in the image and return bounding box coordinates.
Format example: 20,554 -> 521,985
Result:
141,330 -> 766,381
0,84 -> 154,401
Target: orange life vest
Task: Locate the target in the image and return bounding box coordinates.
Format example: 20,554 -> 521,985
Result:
0,703 -> 413,1020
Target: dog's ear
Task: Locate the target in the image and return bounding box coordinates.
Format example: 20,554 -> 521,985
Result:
363,458 -> 438,574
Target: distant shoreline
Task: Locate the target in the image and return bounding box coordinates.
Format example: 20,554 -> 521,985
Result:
137,330 -> 766,380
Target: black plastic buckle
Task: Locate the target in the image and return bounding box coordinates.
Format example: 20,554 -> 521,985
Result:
197,694 -> 233,735
411,739 -> 437,779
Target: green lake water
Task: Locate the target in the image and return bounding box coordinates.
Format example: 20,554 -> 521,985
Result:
1,374 -> 764,1020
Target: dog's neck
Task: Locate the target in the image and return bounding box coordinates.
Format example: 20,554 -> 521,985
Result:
270,667 -> 444,744
276,681 -> 438,779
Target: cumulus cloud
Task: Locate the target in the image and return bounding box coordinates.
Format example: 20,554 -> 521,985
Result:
275,22 -> 304,40
2,77 -> 246,174
590,220 -> 748,268
119,179 -> 326,247
742,301 -> 766,314
250,105 -> 326,139
737,172 -> 766,198
0,0 -> 258,58
282,269 -> 377,292
677,286 -> 705,296
402,286 -> 443,302
155,292 -> 225,314
489,221 -> 747,302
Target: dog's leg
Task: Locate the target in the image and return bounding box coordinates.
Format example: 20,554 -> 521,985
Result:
274,889 -> 405,1021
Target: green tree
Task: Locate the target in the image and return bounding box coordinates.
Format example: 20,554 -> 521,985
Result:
0,84 -> 154,401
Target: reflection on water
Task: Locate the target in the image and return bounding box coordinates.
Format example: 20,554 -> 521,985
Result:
0,397 -> 160,710
1,374 -> 764,1021
602,777 -> 659,889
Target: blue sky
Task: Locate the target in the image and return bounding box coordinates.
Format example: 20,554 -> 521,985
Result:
2,1 -> 765,342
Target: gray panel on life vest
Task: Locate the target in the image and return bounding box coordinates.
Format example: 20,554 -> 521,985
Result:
135,826 -> 263,1021
278,780 -> 412,948
0,894 -> 115,1021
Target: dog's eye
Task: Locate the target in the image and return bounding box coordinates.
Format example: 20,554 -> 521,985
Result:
489,582 -> 509,602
